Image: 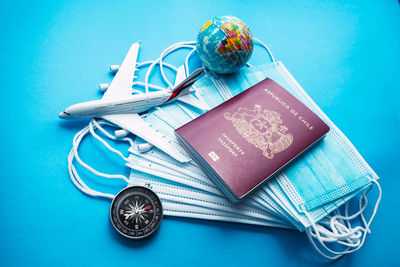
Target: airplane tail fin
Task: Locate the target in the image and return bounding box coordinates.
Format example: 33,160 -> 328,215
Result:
165,66 -> 204,103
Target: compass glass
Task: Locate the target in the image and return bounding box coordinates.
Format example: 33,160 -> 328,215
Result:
110,186 -> 163,239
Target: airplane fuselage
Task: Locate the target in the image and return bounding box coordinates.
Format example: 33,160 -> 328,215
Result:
59,90 -> 172,119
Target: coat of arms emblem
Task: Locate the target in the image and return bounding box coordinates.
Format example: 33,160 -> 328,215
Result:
224,104 -> 293,159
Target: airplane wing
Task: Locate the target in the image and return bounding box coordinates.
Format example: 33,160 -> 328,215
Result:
102,113 -> 191,163
102,42 -> 140,99
100,43 -> 191,163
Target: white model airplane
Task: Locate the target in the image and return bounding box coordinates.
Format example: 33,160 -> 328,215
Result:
59,42 -> 209,162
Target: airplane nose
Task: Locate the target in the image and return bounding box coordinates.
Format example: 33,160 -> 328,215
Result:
59,111 -> 68,119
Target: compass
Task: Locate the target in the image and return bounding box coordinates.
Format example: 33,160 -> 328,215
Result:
110,185 -> 163,239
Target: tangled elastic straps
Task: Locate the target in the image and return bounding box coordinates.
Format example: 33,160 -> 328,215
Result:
300,178 -> 381,260
69,119 -> 133,199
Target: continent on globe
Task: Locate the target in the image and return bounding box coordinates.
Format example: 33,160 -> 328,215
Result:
196,16 -> 254,74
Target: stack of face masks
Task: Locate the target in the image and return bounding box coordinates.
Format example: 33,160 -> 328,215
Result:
68,40 -> 381,260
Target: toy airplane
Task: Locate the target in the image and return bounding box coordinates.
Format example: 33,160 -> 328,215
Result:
59,42 -> 209,162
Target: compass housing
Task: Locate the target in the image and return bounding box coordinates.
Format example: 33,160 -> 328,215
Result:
110,185 -> 163,239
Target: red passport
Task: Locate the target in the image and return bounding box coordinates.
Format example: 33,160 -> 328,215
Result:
175,78 -> 330,202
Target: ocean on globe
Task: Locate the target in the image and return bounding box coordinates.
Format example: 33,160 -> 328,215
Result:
196,16 -> 253,74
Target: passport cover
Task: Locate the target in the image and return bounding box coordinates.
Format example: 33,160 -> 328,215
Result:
175,78 -> 330,202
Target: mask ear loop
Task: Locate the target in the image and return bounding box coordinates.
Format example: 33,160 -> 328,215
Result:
310,193 -> 369,246
308,222 -> 363,247
138,60 -> 178,72
359,192 -> 370,233
184,48 -> 197,76
68,124 -> 115,199
159,44 -> 196,87
89,119 -> 134,162
317,190 -> 371,247
301,178 -> 382,260
68,120 -> 133,199
302,206 -> 361,260
308,221 -> 362,243
71,119 -> 130,184
329,192 -> 369,234
68,118 -> 152,199
145,42 -> 196,93
159,41 -> 196,88
348,191 -> 371,234
253,38 -> 277,65
134,61 -> 178,91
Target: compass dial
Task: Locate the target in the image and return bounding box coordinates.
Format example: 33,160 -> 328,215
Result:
110,186 -> 163,239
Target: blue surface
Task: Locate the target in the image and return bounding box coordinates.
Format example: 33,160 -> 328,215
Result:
1,1 -> 399,266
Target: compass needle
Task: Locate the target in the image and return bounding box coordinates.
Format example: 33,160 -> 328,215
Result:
128,203 -> 135,211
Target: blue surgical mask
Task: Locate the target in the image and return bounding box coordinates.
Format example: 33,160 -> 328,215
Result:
128,166 -> 292,228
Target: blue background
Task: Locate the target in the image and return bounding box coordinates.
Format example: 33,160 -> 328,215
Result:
1,0 -> 399,266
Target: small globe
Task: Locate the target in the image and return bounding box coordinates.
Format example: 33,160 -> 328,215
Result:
196,16 -> 253,74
